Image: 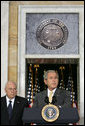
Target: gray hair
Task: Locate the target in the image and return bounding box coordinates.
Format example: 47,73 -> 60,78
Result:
5,81 -> 17,89
44,70 -> 59,80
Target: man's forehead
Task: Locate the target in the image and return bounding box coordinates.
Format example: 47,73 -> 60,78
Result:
6,82 -> 16,87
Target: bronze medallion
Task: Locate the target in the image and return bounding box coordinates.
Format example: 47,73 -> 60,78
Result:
36,19 -> 68,50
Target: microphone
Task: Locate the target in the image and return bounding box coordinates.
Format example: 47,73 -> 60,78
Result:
44,96 -> 49,104
44,96 -> 57,104
52,96 -> 57,104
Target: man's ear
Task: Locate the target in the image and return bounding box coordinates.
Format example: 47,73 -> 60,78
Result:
44,79 -> 47,85
16,90 -> 17,95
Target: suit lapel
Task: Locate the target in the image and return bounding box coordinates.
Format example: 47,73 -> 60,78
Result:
45,89 -> 48,98
54,89 -> 61,104
43,90 -> 48,105
54,89 -> 61,97
2,96 -> 9,119
2,96 -> 7,108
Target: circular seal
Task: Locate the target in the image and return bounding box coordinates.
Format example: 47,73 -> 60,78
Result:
36,19 -> 68,50
41,104 -> 59,122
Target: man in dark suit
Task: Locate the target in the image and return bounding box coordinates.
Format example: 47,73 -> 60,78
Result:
33,70 -> 71,108
1,81 -> 29,125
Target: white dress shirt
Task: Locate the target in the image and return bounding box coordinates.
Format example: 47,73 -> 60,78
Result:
47,88 -> 62,108
47,88 -> 57,97
6,96 -> 15,108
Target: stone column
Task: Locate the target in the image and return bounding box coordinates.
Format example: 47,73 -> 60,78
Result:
1,1 -> 9,96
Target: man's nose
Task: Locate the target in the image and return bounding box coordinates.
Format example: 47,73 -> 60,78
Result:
11,89 -> 15,92
52,78 -> 56,81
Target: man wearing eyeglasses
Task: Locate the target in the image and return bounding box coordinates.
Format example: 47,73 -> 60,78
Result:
1,81 -> 29,125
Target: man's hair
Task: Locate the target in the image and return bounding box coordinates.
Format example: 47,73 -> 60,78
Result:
44,70 -> 59,80
5,81 -> 17,89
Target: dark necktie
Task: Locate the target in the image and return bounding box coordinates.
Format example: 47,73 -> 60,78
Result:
8,100 -> 12,119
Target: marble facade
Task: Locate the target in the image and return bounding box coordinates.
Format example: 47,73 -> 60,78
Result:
1,1 -> 84,125
1,1 -> 9,95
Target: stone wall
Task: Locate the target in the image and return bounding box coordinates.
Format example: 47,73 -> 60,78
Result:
8,1 -> 84,83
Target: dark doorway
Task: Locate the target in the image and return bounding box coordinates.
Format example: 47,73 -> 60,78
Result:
25,58 -> 79,105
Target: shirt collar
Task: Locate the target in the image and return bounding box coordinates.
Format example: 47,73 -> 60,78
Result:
6,96 -> 15,102
6,95 -> 15,107
47,88 -> 57,97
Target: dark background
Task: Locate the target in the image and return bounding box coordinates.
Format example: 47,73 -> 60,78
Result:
25,63 -> 77,101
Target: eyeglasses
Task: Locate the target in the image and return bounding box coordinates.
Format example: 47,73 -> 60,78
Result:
8,88 -> 17,91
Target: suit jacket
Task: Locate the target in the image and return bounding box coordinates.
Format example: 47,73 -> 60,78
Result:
1,96 -> 29,125
33,88 -> 71,108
